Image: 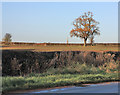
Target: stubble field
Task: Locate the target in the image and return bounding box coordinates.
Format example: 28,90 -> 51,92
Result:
1,44 -> 119,52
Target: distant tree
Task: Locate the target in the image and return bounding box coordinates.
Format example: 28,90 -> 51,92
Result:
3,33 -> 12,45
70,11 -> 100,46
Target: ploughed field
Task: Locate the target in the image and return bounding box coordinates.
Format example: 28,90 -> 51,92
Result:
1,44 -> 119,52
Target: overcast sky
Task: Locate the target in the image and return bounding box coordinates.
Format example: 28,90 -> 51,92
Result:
2,2 -> 118,43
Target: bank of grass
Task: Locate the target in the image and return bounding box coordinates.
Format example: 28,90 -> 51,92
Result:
2,73 -> 119,93
2,62 -> 119,93
2,71 -> 119,93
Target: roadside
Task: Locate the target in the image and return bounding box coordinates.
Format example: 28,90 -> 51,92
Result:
2,49 -> 120,94
2,73 -> 119,94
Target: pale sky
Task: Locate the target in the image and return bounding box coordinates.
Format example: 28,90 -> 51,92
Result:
2,2 -> 118,43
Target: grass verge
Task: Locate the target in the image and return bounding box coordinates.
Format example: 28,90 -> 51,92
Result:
2,73 -> 119,94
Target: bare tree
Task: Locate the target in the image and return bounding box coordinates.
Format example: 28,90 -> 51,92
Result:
70,11 -> 100,46
3,33 -> 12,45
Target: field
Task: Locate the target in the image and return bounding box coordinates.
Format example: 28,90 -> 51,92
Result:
1,43 -> 119,52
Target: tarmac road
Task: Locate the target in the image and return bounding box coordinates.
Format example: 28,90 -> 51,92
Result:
31,82 -> 119,94
8,82 -> 119,95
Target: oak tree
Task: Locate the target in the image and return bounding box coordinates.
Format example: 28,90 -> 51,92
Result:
70,11 -> 100,46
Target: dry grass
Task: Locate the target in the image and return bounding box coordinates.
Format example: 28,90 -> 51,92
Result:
1,44 -> 119,52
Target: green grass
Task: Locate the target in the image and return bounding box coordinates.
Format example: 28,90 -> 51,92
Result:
2,63 -> 119,93
2,73 -> 119,93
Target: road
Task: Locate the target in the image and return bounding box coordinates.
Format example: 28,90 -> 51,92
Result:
9,82 -> 119,95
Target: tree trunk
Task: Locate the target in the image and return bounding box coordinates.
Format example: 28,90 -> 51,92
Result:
84,38 -> 87,47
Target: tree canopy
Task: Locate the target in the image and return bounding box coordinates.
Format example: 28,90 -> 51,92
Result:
70,11 -> 100,46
